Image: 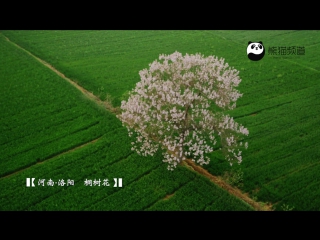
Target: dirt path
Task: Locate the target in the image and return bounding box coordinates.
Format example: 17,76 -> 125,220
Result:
183,160 -> 273,211
4,35 -> 273,211
4,35 -> 120,115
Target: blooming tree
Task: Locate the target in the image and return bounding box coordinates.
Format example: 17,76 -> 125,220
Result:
117,51 -> 249,171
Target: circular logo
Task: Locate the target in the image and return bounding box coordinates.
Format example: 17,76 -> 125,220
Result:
247,41 -> 265,61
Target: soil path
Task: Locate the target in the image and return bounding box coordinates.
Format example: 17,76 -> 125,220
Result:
4,35 -> 119,115
183,159 -> 273,211
4,35 -> 273,211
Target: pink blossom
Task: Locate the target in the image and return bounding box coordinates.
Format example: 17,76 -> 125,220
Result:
117,51 -> 249,170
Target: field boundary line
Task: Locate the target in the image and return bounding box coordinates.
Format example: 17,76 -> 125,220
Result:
143,174 -> 197,210
182,159 -> 273,211
264,161 -> 320,186
3,34 -> 120,115
1,137 -> 102,179
281,58 -> 320,73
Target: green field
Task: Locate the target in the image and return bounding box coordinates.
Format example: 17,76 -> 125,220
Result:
1,30 -> 320,211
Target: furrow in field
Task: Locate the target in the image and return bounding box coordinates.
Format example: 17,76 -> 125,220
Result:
0,122 -> 103,177
0,137 -> 102,180
0,111 -> 88,146
143,175 -> 196,210
258,162 -> 320,198
1,119 -> 100,160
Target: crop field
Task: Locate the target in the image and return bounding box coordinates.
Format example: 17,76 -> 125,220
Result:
1,30 -> 320,211
0,32 -> 253,211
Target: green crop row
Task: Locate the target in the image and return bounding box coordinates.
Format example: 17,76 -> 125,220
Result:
278,181 -> 320,211
256,161 -> 320,204
0,131 -> 134,210
1,115 -> 100,159
0,137 -> 107,210
239,103 -> 320,140
0,115 -> 126,178
0,109 -> 87,146
147,173 -> 253,211
243,143 -> 320,191
244,116 -> 320,165
0,97 -> 85,127
242,116 -> 320,166
86,163 -> 196,211
5,149 -> 162,210
0,122 -> 103,177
